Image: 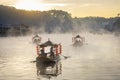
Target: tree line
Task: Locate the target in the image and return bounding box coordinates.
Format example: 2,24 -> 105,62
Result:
0,5 -> 120,36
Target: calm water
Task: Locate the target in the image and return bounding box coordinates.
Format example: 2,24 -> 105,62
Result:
0,33 -> 120,80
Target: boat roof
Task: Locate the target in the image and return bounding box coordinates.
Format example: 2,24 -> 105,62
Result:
75,35 -> 81,38
34,34 -> 39,37
40,40 -> 57,47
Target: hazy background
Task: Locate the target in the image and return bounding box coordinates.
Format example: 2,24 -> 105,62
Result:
0,5 -> 120,36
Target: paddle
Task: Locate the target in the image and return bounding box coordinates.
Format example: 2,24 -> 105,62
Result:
61,55 -> 70,59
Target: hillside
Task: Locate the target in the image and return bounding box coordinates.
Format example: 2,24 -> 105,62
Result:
0,5 -> 120,36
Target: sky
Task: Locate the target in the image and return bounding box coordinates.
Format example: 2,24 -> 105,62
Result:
0,0 -> 120,18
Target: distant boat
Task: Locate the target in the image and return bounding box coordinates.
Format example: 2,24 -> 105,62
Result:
35,40 -> 62,78
32,34 -> 41,44
72,35 -> 85,47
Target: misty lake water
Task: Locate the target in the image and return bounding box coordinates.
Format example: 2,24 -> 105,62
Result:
0,33 -> 120,80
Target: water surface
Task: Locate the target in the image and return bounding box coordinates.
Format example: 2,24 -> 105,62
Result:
0,33 -> 120,80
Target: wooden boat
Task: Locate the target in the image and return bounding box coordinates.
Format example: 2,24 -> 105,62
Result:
72,35 -> 85,47
32,34 -> 41,44
35,40 -> 62,78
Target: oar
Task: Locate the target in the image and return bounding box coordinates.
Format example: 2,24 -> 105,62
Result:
61,55 -> 70,59
30,60 -> 36,63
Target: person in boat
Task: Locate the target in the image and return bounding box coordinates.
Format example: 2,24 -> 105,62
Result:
40,49 -> 47,57
50,46 -> 54,53
49,46 -> 55,59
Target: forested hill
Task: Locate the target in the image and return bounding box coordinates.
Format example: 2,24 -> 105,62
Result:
0,5 -> 73,33
0,5 -> 120,35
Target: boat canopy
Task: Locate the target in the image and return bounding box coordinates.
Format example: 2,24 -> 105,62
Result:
75,35 -> 81,38
39,40 -> 58,47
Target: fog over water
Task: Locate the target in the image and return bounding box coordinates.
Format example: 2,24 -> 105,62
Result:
0,33 -> 120,80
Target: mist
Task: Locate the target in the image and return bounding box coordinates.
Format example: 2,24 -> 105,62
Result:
0,5 -> 120,80
0,32 -> 120,80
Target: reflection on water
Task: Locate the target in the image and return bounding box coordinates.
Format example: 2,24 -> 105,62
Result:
36,56 -> 62,79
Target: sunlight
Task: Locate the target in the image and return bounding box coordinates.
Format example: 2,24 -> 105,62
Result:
14,0 -> 51,11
